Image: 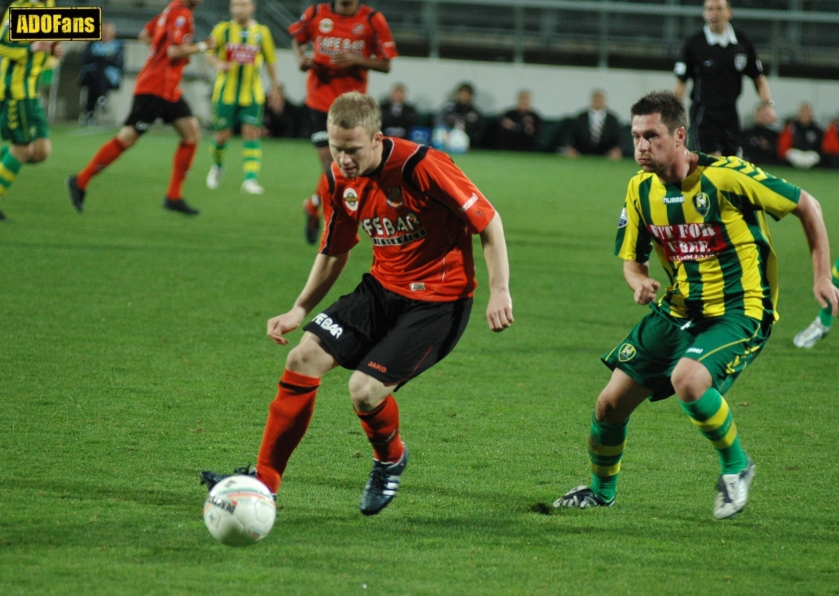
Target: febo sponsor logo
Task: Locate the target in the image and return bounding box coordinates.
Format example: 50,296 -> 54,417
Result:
313,313 -> 343,338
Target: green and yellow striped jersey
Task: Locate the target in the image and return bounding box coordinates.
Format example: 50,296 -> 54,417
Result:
0,0 -> 54,100
209,19 -> 276,107
615,153 -> 800,322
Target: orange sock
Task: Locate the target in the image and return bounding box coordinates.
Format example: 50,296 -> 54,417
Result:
255,369 -> 320,493
356,395 -> 405,463
77,137 -> 128,189
165,141 -> 197,200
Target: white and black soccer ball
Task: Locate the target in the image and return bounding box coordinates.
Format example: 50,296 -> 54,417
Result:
203,475 -> 276,547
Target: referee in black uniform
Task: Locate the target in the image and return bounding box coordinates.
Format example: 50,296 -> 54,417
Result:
674,0 -> 776,156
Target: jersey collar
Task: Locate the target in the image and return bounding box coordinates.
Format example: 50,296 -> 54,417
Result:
703,24 -> 737,47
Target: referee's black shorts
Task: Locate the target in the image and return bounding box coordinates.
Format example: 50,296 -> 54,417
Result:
124,94 -> 193,134
690,104 -> 741,156
303,273 -> 473,389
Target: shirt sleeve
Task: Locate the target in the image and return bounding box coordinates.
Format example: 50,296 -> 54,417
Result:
369,11 -> 398,59
318,172 -> 360,255
210,22 -> 225,58
261,25 -> 277,65
734,166 -> 800,221
168,8 -> 193,46
288,5 -> 315,43
0,17 -> 32,62
615,181 -> 653,262
740,32 -> 764,80
673,39 -> 692,82
143,15 -> 158,37
409,149 -> 496,234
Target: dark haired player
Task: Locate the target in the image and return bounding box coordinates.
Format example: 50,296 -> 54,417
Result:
555,90 -> 837,519
202,92 -> 513,515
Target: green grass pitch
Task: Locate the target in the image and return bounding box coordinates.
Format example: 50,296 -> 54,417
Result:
1,126 -> 838,595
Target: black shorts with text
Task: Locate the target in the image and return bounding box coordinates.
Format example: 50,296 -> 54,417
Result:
124,94 -> 193,134
303,274 -> 473,389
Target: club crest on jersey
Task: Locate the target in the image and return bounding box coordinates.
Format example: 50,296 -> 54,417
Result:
692,192 -> 711,217
734,53 -> 747,72
352,23 -> 365,35
343,187 -> 359,211
386,187 -> 403,207
319,18 -> 333,33
618,343 -> 636,362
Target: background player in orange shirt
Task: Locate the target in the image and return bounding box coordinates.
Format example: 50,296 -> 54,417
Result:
288,0 -> 398,242
201,92 -> 514,516
66,0 -> 215,216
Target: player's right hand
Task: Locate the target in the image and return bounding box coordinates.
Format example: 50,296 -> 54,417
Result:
267,309 -> 306,345
634,278 -> 660,305
298,56 -> 313,72
205,36 -> 217,50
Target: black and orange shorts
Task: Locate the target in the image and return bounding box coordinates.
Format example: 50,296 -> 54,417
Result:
303,273 -> 472,389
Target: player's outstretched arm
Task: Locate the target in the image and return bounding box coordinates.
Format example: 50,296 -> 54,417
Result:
624,260 -> 660,305
267,252 -> 350,345
479,213 -> 513,332
167,36 -> 216,59
793,191 -> 839,316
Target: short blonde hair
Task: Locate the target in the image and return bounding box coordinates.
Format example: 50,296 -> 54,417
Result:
327,92 -> 382,138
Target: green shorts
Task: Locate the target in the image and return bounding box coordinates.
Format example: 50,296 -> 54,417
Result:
211,100 -> 264,131
0,98 -> 49,145
602,305 -> 772,401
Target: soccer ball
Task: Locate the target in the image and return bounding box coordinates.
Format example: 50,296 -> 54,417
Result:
203,475 -> 276,547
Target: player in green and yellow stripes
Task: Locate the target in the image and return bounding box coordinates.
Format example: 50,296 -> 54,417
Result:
792,257 -> 839,348
0,0 -> 63,220
205,0 -> 281,195
555,91 -> 839,519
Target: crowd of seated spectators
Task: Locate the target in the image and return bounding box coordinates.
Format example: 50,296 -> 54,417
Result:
742,102 -> 839,169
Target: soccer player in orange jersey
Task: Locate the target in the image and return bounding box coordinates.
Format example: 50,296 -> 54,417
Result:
201,92 -> 514,516
288,0 -> 398,242
66,0 -> 215,216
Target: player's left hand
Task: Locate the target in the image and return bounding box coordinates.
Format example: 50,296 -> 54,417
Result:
51,42 -> 64,59
486,290 -> 514,332
814,277 -> 839,316
205,36 -> 217,51
268,86 -> 284,112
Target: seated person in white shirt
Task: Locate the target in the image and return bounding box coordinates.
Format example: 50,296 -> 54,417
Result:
563,90 -> 623,160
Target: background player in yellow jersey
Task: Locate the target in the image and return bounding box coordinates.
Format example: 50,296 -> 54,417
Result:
0,0 -> 63,220
555,91 -> 838,519
205,0 -> 281,195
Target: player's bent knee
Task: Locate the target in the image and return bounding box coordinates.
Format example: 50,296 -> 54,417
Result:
348,371 -> 388,412
671,361 -> 712,402
285,339 -> 329,376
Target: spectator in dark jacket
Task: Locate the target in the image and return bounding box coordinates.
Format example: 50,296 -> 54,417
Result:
380,83 -> 418,139
563,90 -> 623,160
741,103 -> 781,165
78,22 -> 124,125
778,102 -> 823,169
436,82 -> 486,147
497,90 -> 543,152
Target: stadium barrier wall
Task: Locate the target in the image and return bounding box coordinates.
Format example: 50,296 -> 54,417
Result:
58,43 -> 839,132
